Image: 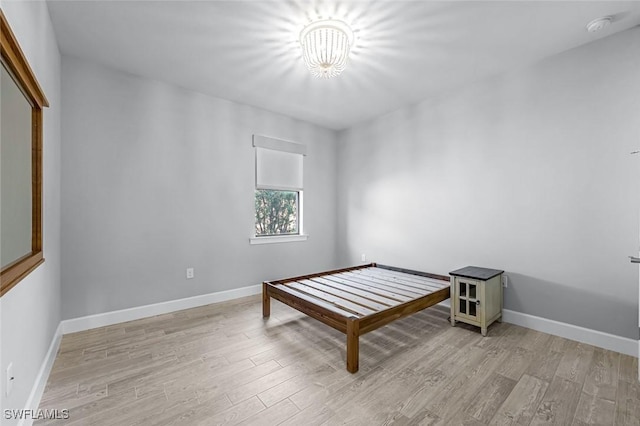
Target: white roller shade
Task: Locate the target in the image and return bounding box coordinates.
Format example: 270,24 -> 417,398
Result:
254,135 -> 305,191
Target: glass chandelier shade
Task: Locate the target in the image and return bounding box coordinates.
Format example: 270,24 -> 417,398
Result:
299,19 -> 354,79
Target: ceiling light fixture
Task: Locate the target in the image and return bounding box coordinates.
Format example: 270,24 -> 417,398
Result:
299,19 -> 354,79
586,16 -> 612,33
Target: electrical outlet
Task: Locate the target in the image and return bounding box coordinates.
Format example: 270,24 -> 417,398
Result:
361,254 -> 366,262
6,362 -> 14,397
186,268 -> 194,279
502,275 -> 508,288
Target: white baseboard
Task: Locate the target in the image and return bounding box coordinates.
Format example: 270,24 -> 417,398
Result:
60,284 -> 262,334
18,323 -> 63,426
59,290 -> 636,357
502,309 -> 638,357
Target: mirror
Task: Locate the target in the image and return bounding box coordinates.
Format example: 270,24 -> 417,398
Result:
1,9 -> 49,296
1,63 -> 33,269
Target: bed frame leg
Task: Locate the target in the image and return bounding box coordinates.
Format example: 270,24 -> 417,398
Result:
262,282 -> 271,318
346,317 -> 359,373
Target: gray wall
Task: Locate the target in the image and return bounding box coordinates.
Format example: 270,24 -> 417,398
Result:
61,57 -> 339,319
337,27 -> 640,339
0,1 -> 62,421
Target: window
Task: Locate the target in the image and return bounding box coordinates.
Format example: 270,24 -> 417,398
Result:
251,135 -> 307,244
1,11 -> 49,296
255,189 -> 299,236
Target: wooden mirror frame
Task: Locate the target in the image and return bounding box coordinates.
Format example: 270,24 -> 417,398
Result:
1,9 -> 49,296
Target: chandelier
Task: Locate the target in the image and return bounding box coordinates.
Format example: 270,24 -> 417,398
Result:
299,19 -> 354,79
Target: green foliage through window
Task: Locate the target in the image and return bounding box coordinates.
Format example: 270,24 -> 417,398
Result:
255,190 -> 299,236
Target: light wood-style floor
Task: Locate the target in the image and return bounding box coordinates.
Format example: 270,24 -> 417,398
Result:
37,295 -> 639,425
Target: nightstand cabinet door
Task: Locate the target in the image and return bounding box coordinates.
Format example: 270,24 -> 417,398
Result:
454,278 -> 482,323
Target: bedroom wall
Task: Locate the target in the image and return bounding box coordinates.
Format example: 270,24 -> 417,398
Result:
60,56 -> 339,319
337,27 -> 640,340
0,0 -> 62,422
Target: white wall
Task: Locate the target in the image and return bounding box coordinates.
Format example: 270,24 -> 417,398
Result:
337,27 -> 640,339
60,57 -> 339,319
0,1 -> 62,423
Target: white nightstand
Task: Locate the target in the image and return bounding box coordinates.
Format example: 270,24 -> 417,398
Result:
450,266 -> 504,336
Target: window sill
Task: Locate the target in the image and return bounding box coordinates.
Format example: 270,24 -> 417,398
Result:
250,235 -> 308,245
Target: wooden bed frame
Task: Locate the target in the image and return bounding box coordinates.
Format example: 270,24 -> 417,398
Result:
262,263 -> 450,373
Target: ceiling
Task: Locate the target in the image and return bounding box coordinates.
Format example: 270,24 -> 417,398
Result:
47,1 -> 640,130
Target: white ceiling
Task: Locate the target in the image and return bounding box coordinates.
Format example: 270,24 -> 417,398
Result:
47,1 -> 640,130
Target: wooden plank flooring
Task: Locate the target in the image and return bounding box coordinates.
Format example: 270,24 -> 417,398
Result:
36,295 -> 639,425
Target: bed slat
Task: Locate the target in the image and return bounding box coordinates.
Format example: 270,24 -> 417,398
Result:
337,272 -> 428,297
285,281 -> 375,317
353,270 -> 442,294
362,267 -> 448,289
357,268 -> 447,292
376,264 -> 450,282
319,275 -> 412,302
363,266 -> 447,287
300,279 -> 390,311
309,276 -> 402,307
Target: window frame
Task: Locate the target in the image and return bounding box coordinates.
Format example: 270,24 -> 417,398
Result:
0,10 -> 49,296
250,135 -> 307,245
